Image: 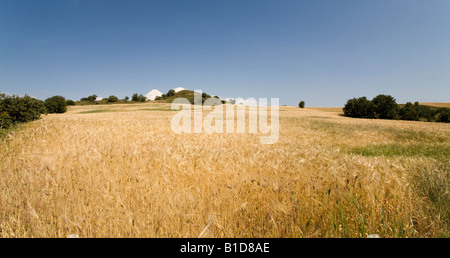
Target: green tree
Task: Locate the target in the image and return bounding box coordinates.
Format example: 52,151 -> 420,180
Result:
437,108 -> 450,123
80,94 -> 97,103
66,99 -> 75,106
107,95 -> 119,102
0,94 -> 46,123
0,111 -> 12,130
298,101 -> 305,108
124,96 -> 129,102
399,102 -> 419,121
131,93 -> 139,102
372,94 -> 398,119
45,96 -> 67,113
417,105 -> 433,121
343,97 -> 374,118
167,89 -> 176,97
90,95 -> 98,102
138,94 -> 147,102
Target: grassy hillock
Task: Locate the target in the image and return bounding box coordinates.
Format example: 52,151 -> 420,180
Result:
154,90 -> 224,105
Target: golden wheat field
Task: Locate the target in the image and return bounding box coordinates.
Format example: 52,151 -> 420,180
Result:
0,102 -> 449,238
421,103 -> 450,108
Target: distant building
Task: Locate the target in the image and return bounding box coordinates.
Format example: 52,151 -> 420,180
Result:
145,89 -> 163,101
173,87 -> 185,93
95,97 -> 103,101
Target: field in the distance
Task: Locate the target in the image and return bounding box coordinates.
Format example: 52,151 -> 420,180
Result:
0,102 -> 449,237
420,102 -> 450,108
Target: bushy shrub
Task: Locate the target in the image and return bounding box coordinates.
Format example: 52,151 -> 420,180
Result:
0,94 -> 46,123
45,95 -> 67,113
66,99 -> 76,106
343,97 -> 374,118
344,96 -> 449,123
372,94 -> 398,119
167,89 -> 176,97
399,102 -> 442,122
299,101 -> 305,108
399,102 -> 419,121
416,105 -> 434,122
80,94 -> 97,103
131,93 -> 147,102
202,92 -> 211,99
107,95 -> 119,103
131,93 -> 139,101
0,111 -> 12,130
437,108 -> 450,123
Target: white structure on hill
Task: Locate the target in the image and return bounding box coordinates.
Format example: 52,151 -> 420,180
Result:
173,87 -> 185,93
145,89 -> 163,101
95,97 -> 103,101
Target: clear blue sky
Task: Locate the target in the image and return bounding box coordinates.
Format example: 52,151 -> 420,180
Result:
1,0 -> 449,107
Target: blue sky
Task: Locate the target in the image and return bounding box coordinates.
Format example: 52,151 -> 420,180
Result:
1,0 -> 449,107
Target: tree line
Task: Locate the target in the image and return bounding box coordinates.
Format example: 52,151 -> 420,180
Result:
78,93 -> 147,105
0,93 -> 69,132
0,89 -> 203,133
1,90 -> 160,132
343,94 -> 449,123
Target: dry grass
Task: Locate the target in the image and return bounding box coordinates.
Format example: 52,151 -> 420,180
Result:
0,103 -> 449,238
420,102 -> 450,108
305,107 -> 343,113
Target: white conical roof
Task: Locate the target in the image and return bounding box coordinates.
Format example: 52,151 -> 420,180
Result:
145,89 -> 162,100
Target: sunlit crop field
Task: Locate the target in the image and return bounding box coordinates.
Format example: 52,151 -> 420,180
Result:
1,102 -> 448,238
